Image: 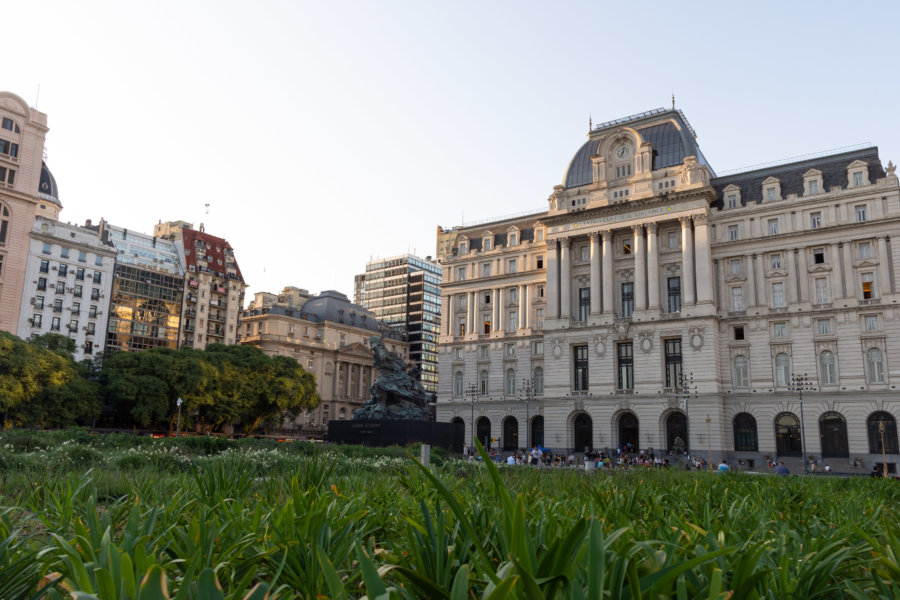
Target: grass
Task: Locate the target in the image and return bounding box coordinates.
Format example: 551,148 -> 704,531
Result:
1,431 -> 899,598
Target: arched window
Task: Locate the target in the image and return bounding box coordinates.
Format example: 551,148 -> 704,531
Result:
867,348 -> 885,383
502,416 -> 518,451
666,412 -> 687,453
0,202 -> 10,245
819,351 -> 836,385
733,355 -> 748,387
868,412 -> 899,454
480,370 -> 488,396
775,353 -> 791,387
454,371 -> 463,397
505,368 -> 516,395
573,413 -> 592,452
775,412 -> 802,456
476,417 -> 491,448
533,367 -> 544,395
733,413 -> 758,451
819,412 -> 849,458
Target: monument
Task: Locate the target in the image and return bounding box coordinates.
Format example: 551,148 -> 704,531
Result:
328,337 -> 462,451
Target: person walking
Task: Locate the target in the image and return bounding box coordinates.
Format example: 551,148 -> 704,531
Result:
773,461 -> 790,476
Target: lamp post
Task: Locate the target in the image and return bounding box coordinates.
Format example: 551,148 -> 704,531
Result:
679,371 -> 695,457
466,383 -> 478,449
789,373 -> 815,474
705,414 -> 712,470
176,397 -> 183,437
520,377 -> 534,450
880,420 -> 888,478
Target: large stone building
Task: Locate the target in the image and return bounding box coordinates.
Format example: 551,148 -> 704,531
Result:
437,107 -> 900,471
17,217 -> 117,360
355,253 -> 442,393
154,221 -> 247,349
242,287 -> 409,436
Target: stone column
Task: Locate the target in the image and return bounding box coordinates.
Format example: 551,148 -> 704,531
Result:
356,365 -> 363,400
590,232 -> 602,315
445,295 -> 454,335
646,223 -> 660,310
633,225 -> 646,310
693,214 -> 712,303
519,284 -> 528,329
746,254 -> 757,307
878,237 -> 892,296
680,217 -> 696,305
754,253 -> 765,306
841,243 -> 855,300
547,240 -> 559,319
796,249 -> 809,303
785,253 -> 798,306
831,244 -> 844,300
601,230 -> 613,315
492,288 -> 501,333
467,291 -> 476,334
560,238 -> 571,319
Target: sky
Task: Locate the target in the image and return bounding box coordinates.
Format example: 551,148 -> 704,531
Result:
5,1 -> 900,304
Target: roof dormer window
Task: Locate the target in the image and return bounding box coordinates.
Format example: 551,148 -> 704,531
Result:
846,160 -> 869,188
722,184 -> 741,209
483,237 -> 492,251
761,177 -> 781,202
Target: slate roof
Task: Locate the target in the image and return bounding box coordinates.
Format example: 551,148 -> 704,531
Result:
710,147 -> 885,210
181,227 -> 245,282
299,290 -> 380,332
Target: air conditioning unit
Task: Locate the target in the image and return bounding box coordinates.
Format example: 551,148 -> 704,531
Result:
51,266 -> 57,271
30,298 -> 35,304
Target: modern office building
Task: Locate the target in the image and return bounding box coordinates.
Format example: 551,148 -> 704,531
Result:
437,106 -> 900,472
104,223 -> 185,352
153,221 -> 247,349
356,254 -> 442,393
242,287 -> 409,436
17,217 -> 117,360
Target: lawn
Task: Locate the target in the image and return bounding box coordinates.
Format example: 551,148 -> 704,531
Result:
1,429 -> 899,599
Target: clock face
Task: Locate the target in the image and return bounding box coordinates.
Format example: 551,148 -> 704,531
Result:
615,145 -> 630,159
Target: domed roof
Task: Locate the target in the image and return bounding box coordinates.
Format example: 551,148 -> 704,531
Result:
38,161 -> 61,206
300,290 -> 380,332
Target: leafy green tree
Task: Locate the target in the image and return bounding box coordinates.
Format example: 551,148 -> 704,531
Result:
0,331 -> 77,426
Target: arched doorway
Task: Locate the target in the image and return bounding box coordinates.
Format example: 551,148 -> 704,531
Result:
868,411 -> 899,454
665,412 -> 687,454
531,415 -> 544,448
618,412 -> 639,453
573,413 -> 592,453
733,413 -> 758,451
476,417 -> 491,449
450,417 -> 465,454
819,412 -> 849,458
502,416 -> 518,451
775,413 -> 802,457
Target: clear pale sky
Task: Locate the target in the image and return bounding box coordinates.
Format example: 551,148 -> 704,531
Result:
6,1 -> 900,303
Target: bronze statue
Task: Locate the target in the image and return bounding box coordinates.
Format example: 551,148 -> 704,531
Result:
353,336 -> 432,420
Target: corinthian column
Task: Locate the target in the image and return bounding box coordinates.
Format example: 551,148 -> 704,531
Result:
680,217 -> 695,305
590,232 -> 601,316
693,214 -> 712,303
646,223 -> 659,310
601,230 -> 613,316
633,225 -> 646,311
547,240 -> 559,319
560,238 -> 571,319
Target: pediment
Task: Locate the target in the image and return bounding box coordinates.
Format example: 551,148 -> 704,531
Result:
765,268 -> 787,278
725,273 -> 747,283
761,176 -> 781,186
339,342 -> 374,358
803,168 -> 822,178
722,184 -> 741,193
808,264 -> 832,273
847,159 -> 868,169
854,258 -> 879,268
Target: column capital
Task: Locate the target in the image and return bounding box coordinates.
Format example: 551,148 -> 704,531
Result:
692,213 -> 709,226
679,216 -> 693,227
631,224 -> 644,235
600,229 -> 613,242
645,222 -> 658,234
589,231 -> 600,242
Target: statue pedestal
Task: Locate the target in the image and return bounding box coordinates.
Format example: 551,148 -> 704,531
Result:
327,419 -> 464,453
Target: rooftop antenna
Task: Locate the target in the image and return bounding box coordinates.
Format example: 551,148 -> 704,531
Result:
671,92 -> 675,109
589,113 -> 592,131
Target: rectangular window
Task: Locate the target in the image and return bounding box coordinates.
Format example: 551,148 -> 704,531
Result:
813,248 -> 825,264
817,319 -> 832,335
768,218 -> 779,235
51,317 -> 60,331
728,225 -> 739,241
39,259 -> 49,273
617,343 -> 634,390
730,258 -> 742,274
772,282 -> 785,308
459,242 -> 467,254
507,310 -> 517,331
32,314 -> 42,328
52,298 -> 62,312
536,284 -> 544,298
78,251 -> 86,262
483,238 -> 492,251
89,305 -> 97,318
42,243 -> 51,254
536,308 -> 544,330
74,284 -> 82,298
815,278 -> 829,304
861,273 -> 874,299
774,322 -> 787,337
71,302 -> 80,315
536,255 -> 544,269
37,277 -> 47,291
482,316 -> 491,335
734,326 -> 745,340
574,345 -> 589,391
621,282 -> 634,318
454,347 -> 463,360
505,343 -> 515,357
58,264 -> 67,276
95,256 -> 103,266
578,287 -> 590,321
533,341 -> 543,355
856,205 -> 868,223
55,281 -> 65,294
731,287 -> 744,312
727,194 -> 737,209
859,241 -> 872,258
68,319 -> 78,331
509,233 -> 517,246
664,339 -> 683,389
34,296 -> 44,309
483,291 -> 491,305
60,248 -> 69,259
811,212 -> 822,229
507,259 -> 517,273
92,272 -> 102,284
456,266 -> 466,281
86,322 -> 95,335
865,315 -> 880,331
508,287 -> 518,303
580,246 -> 589,262
766,187 -> 776,202
457,317 -> 466,336
481,263 -> 491,277
809,180 -> 819,194
75,267 -> 85,280
770,253 -> 782,269
536,229 -> 544,242
668,231 -> 678,248
622,239 -> 632,254
667,276 -> 681,313
91,288 -> 100,301
854,171 -> 864,187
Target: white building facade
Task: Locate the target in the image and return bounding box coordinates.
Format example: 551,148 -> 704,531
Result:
437,107 -> 900,471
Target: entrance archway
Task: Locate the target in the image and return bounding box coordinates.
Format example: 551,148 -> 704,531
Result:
450,417 -> 465,454
502,416 -> 518,451
475,417 -> 491,449
666,412 -> 687,454
819,412 -> 849,458
618,412 -> 639,453
775,413 -> 802,457
531,415 -> 544,448
573,413 -> 592,452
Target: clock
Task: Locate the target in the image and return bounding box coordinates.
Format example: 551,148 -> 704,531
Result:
615,145 -> 630,159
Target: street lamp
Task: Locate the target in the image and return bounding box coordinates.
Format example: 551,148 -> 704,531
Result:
879,420 -> 888,478
176,397 -> 183,437
466,383 -> 478,449
679,371 -> 695,457
520,377 -> 534,449
789,373 -> 815,474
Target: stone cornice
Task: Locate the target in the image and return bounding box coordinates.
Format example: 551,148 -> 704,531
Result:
543,188 -> 716,230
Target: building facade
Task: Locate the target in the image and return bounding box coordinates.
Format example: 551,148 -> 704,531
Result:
242,288 -> 409,436
437,107 -> 900,471
16,217 -> 117,360
356,254 -> 442,393
105,223 -> 185,352
154,221 -> 247,349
